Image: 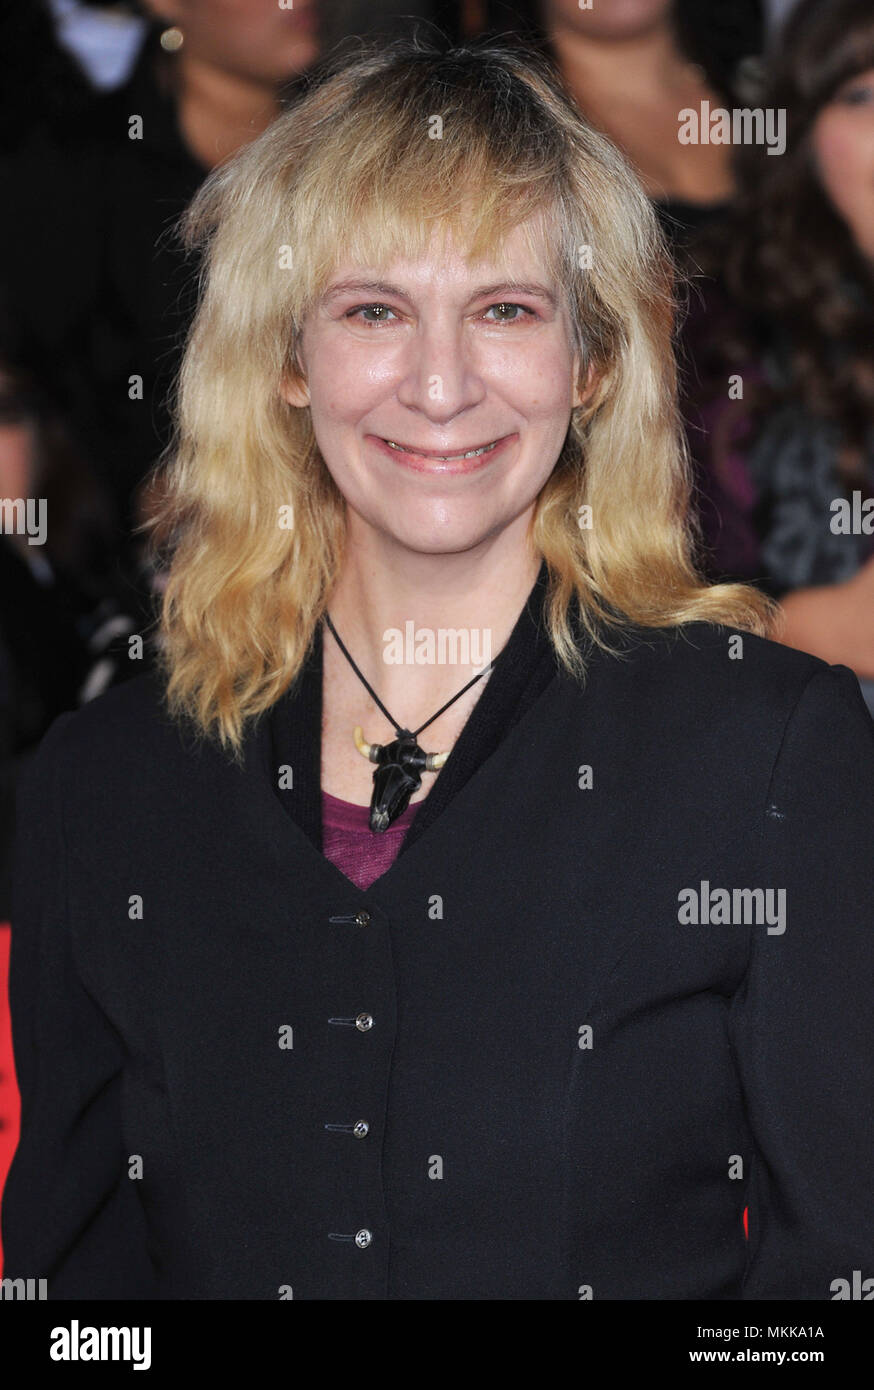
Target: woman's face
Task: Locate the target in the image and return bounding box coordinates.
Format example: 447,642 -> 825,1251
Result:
810,66 -> 874,262
283,223 -> 589,560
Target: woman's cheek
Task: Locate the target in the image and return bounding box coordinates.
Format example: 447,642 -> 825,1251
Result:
811,116 -> 874,255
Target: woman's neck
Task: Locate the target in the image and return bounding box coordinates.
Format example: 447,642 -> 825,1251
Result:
546,14 -> 734,204
323,535 -> 544,719
548,17 -> 694,102
173,55 -> 280,169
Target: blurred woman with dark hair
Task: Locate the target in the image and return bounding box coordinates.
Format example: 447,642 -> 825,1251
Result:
681,0 -> 874,713
477,0 -> 764,253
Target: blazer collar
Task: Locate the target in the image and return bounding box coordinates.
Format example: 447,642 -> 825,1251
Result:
267,559 -> 561,858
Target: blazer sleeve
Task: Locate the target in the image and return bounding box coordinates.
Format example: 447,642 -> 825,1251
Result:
0,712 -> 157,1297
731,664 -> 874,1299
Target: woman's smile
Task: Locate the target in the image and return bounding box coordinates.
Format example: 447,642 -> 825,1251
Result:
368,432 -> 517,473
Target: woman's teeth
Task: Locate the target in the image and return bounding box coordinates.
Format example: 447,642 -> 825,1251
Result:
384,439 -> 501,461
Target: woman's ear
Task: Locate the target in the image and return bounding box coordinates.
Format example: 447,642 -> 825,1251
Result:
281,336 -> 310,407
572,358 -> 599,410
280,373 -> 310,408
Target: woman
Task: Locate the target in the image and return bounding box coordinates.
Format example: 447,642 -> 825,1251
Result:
478,0 -> 763,253
2,38 -> 872,1301
681,0 -> 874,713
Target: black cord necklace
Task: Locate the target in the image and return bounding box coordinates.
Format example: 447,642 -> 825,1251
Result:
323,612 -> 491,834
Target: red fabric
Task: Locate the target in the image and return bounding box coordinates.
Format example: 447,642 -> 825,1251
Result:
322,790 -> 420,890
0,922 -> 21,1274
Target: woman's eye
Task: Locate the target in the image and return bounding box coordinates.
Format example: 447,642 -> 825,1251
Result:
483,302 -> 536,325
346,303 -> 398,326
835,83 -> 874,106
344,302 -> 537,327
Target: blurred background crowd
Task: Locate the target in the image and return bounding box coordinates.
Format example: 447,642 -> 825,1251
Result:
1,0 -> 873,1206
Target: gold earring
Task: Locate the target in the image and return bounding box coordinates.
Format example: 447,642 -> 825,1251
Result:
160,26 -> 184,53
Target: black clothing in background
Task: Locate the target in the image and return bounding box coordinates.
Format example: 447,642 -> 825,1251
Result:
0,533 -> 147,921
3,580 -> 873,1298
0,0 -> 97,155
0,541 -> 92,917
0,29 -> 206,562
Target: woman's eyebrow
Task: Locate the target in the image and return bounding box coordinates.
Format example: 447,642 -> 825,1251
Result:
321,278 -> 559,308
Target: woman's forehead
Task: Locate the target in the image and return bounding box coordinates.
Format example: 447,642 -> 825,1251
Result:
316,212 -> 564,299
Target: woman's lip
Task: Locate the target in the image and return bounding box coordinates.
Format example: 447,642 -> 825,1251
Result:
369,434 -> 515,473
380,436 -> 505,459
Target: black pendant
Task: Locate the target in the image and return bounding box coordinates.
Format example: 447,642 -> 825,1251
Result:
366,728 -> 429,833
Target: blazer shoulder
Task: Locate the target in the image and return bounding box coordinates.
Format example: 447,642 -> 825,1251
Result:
624,620 -> 828,695
29,669 -> 208,787
596,620 -> 864,744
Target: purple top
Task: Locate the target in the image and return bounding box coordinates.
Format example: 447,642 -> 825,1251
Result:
321,790 -> 421,890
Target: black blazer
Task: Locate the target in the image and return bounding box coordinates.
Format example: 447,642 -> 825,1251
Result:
2,605 -> 873,1300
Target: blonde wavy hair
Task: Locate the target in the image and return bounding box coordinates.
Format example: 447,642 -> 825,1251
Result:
147,34 -> 773,758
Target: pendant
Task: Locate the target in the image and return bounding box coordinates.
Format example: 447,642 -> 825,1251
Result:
353,726 -> 448,833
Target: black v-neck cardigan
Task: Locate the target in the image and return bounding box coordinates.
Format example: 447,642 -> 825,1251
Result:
3,578 -> 873,1301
